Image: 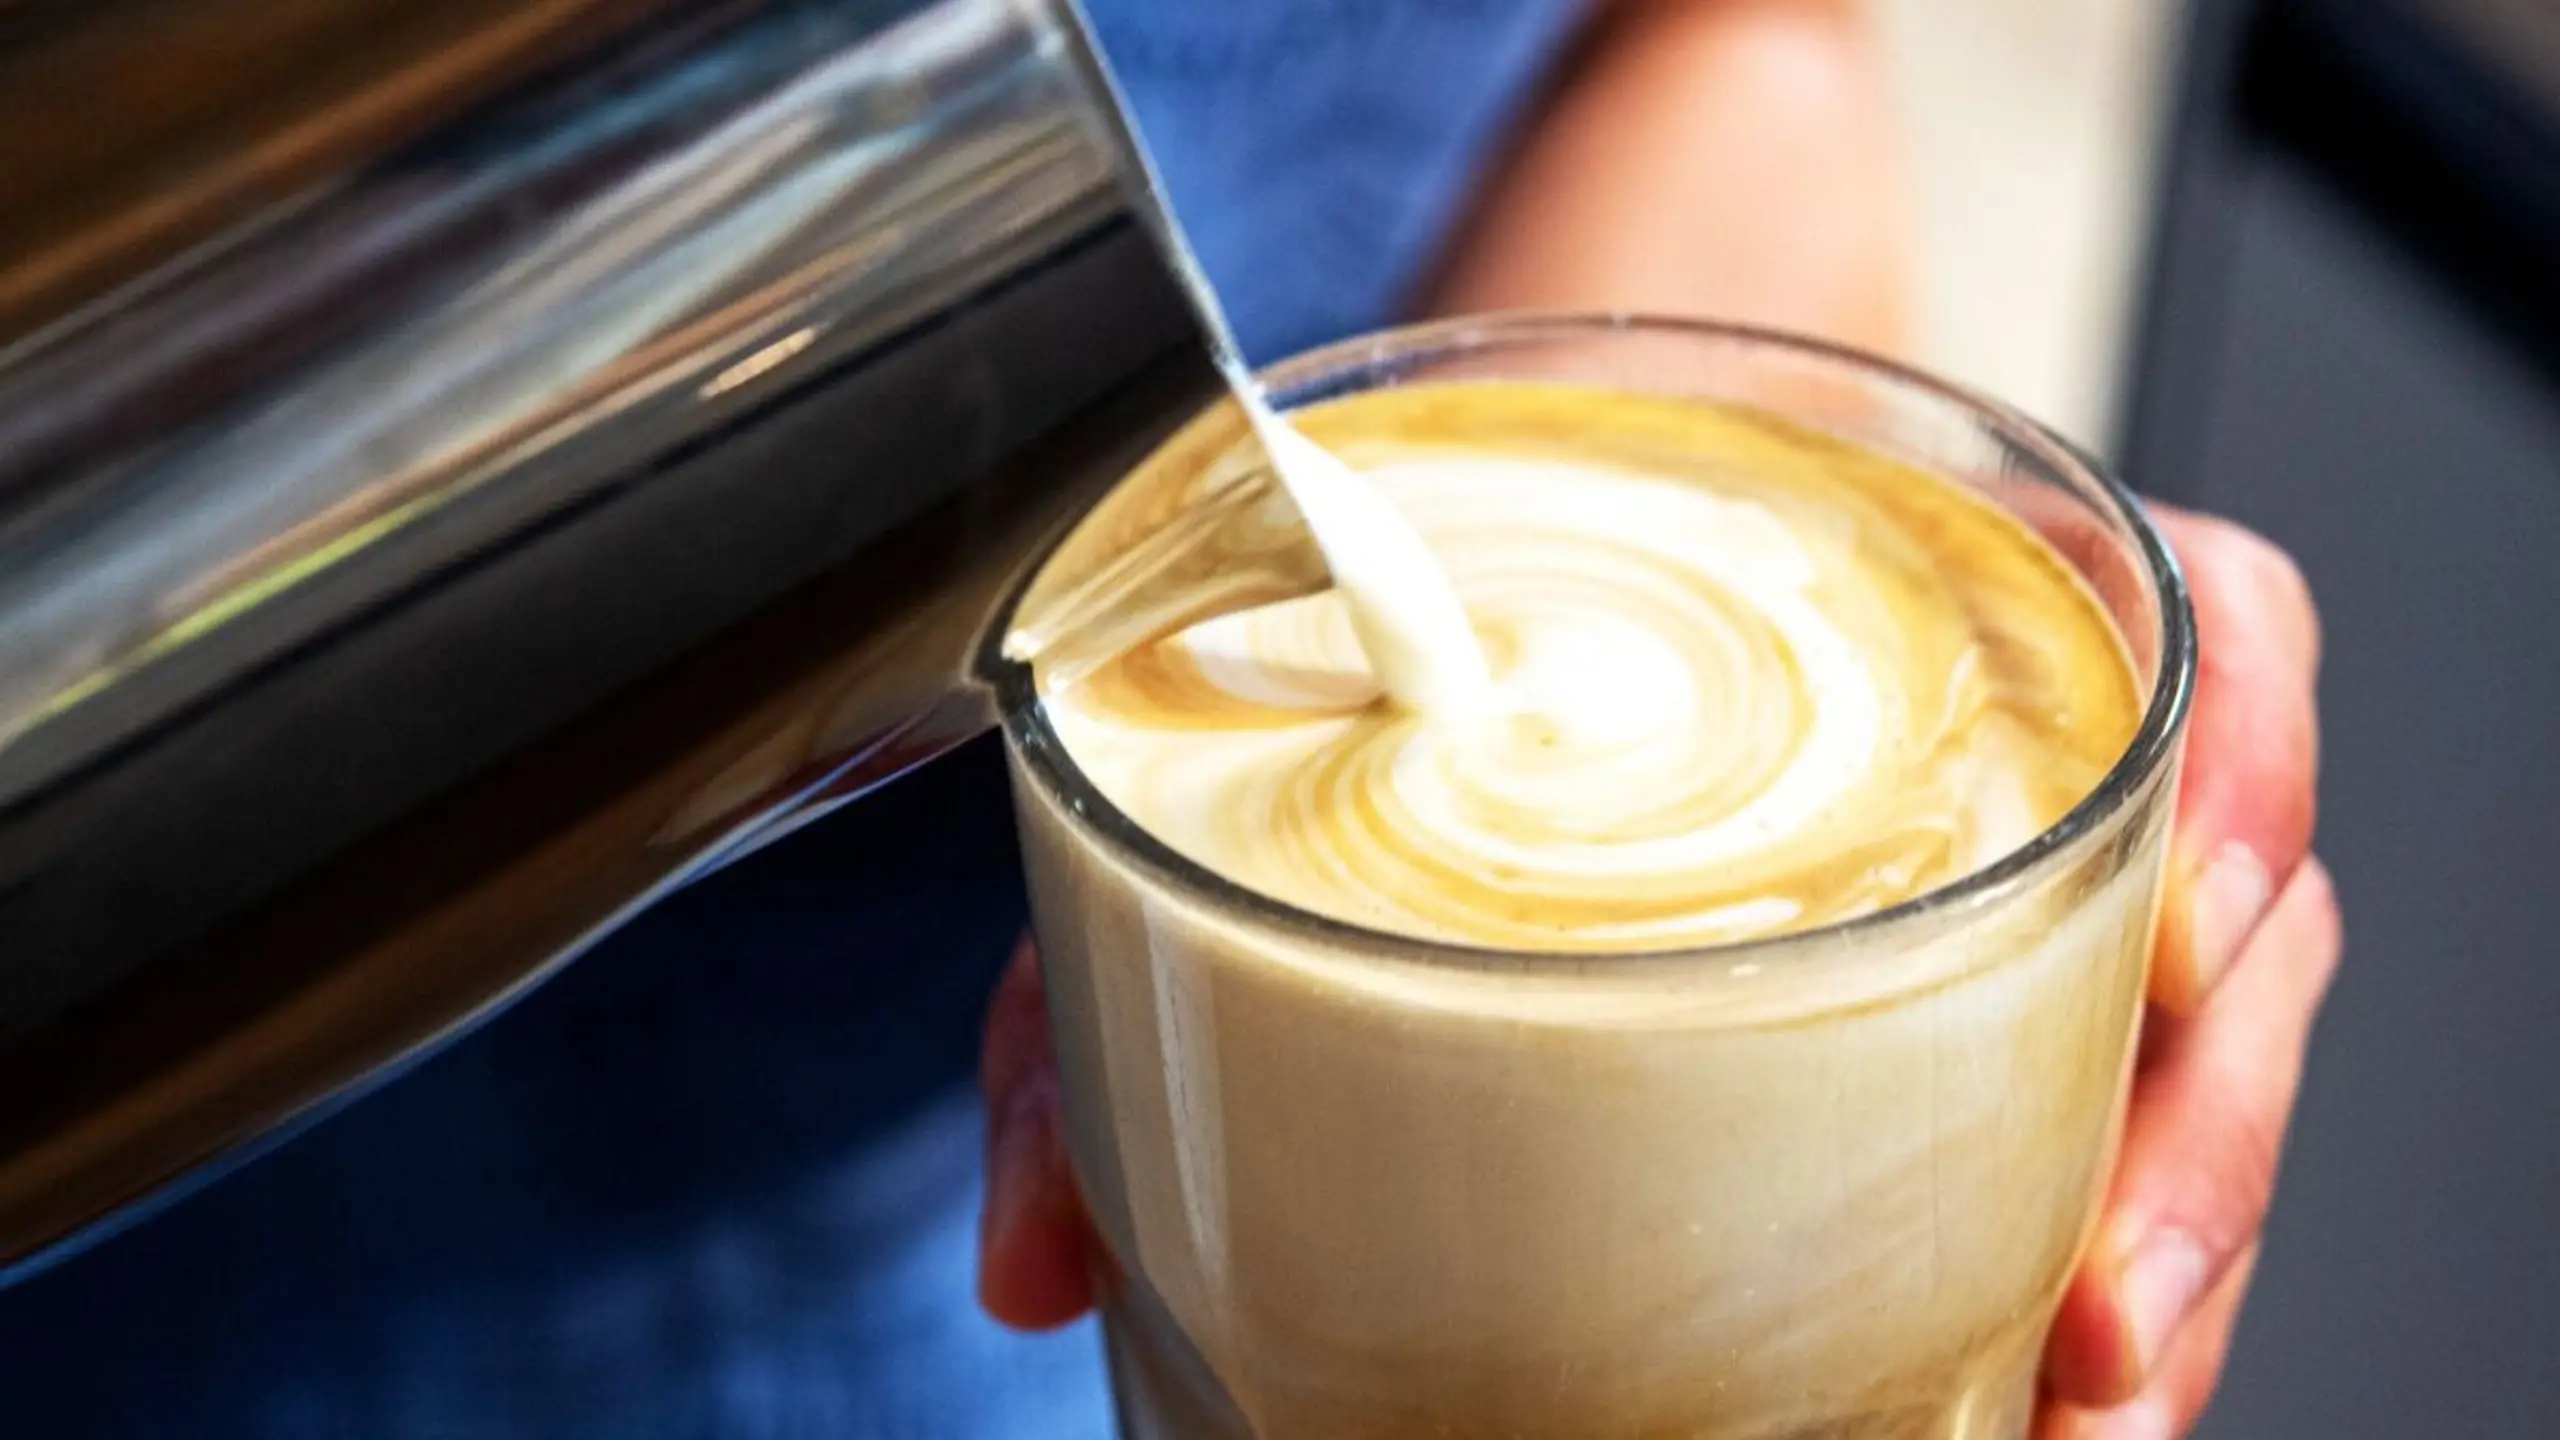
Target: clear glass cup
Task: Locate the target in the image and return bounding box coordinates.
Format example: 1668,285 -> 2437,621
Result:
994,317 -> 2196,1440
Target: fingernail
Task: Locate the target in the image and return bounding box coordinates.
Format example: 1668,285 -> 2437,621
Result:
2120,1231 -> 2210,1376
2186,843 -> 2273,997
2087,1396 -> 2177,1440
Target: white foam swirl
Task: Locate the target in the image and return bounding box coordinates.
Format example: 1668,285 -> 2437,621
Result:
1041,398 -> 2137,952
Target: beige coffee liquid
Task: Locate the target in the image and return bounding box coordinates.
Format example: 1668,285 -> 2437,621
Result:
1013,381 -> 2169,1439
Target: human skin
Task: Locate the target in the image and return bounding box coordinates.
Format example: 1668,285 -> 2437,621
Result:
981,6 -> 2339,1440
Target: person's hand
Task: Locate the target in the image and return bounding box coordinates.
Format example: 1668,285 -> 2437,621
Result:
977,509 -> 2340,1440
2036,507 -> 2338,1438
976,929 -> 1091,1329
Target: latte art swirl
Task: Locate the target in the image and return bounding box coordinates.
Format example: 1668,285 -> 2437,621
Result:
1041,385 -> 2139,951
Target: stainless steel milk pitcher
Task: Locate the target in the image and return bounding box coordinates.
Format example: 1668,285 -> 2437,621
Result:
0,0 -> 1239,1278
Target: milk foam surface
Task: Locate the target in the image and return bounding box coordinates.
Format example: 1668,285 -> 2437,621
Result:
1040,383 -> 2140,951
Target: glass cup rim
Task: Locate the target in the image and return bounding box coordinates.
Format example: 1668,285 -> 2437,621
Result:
998,312 -> 2197,974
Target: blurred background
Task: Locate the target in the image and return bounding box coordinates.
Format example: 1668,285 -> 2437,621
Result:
1904,0 -> 2558,1433
1876,0 -> 2177,448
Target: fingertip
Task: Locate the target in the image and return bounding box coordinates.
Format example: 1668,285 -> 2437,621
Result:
2063,859 -> 2335,1424
2151,509 -> 2320,1016
977,1074 -> 1096,1331
981,936 -> 1050,1102
2040,1241 -> 2263,1440
2151,840 -> 2275,1016
2287,855 -> 2344,958
2043,1233 -> 2146,1408
2039,1396 -> 2177,1440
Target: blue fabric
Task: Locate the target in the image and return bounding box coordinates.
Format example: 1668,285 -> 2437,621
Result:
0,744 -> 1109,1439
1084,0 -> 1582,363
0,5 -> 1576,1434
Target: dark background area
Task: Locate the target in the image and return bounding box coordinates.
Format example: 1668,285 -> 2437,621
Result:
2119,0 -> 2560,1432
